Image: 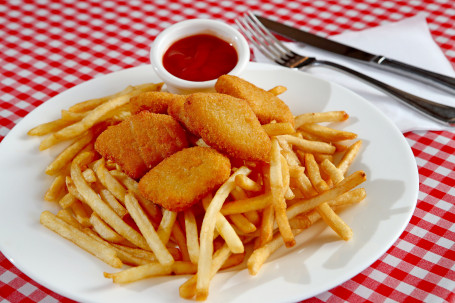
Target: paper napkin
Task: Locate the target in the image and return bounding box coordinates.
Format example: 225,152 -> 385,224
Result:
253,14 -> 455,133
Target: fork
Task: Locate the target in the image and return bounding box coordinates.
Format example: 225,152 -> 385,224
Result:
236,13 -> 455,125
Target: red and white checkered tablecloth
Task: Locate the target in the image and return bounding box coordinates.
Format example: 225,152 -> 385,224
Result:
1,0 -> 454,302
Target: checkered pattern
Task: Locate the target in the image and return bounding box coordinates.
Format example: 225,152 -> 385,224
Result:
1,0 -> 454,302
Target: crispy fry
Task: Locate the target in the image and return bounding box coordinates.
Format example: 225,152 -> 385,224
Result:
45,131 -> 94,175
294,111 -> 349,127
298,123 -> 357,142
71,153 -> 149,249
278,134 -> 336,154
235,174 -> 262,192
105,261 -> 196,284
268,85 -> 287,96
156,209 -> 177,245
40,211 -> 122,268
124,192 -> 174,265
270,139 -> 295,247
286,171 -> 366,220
44,174 -> 67,201
184,209 -> 200,264
180,244 -> 231,300
196,166 -> 250,301
262,122 -> 295,136
337,140 -> 362,175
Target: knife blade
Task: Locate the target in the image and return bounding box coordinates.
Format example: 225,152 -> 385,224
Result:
256,15 -> 455,93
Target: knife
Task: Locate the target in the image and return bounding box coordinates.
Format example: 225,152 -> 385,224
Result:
256,15 -> 455,93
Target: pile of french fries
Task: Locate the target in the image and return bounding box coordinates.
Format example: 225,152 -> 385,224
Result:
30,81 -> 367,301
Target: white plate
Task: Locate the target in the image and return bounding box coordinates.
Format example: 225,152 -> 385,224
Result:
0,62 -> 418,303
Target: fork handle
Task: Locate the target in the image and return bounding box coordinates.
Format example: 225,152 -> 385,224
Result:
313,60 -> 455,125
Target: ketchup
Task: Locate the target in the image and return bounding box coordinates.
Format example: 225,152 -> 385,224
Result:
162,34 -> 238,82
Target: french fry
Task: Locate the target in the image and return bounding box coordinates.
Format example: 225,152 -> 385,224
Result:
44,174 -> 67,201
235,174 -> 262,192
228,213 -> 256,234
305,153 -> 353,240
110,170 -> 162,225
202,193 -> 245,254
268,85 -> 287,96
320,158 -> 344,185
278,134 -> 336,154
58,193 -> 77,209
248,228 -> 302,275
171,220 -> 191,262
337,140 -> 362,175
262,122 -> 295,136
105,261 -> 197,284
56,208 -> 83,228
184,208 -> 200,264
298,123 -> 357,142
40,211 -> 122,268
95,184 -> 128,218
71,154 -> 149,249
286,171 -> 366,220
28,118 -> 76,136
124,192 -> 174,265
90,213 -> 125,243
39,89 -> 145,150
156,209 -> 177,245
196,166 -> 250,301
221,193 -> 272,215
70,200 -> 92,227
45,131 -> 94,175
294,111 -> 349,127
93,158 -> 127,204
270,139 -> 295,247
180,244 -> 231,300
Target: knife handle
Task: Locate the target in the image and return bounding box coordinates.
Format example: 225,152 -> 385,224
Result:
314,60 -> 455,125
372,57 -> 455,93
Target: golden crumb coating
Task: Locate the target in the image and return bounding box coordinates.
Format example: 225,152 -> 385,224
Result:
94,111 -> 189,179
138,147 -> 231,212
215,75 -> 294,125
129,111 -> 189,170
130,91 -> 186,115
183,93 -> 271,162
94,120 -> 148,179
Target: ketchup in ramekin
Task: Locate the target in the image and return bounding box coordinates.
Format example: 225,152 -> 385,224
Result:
150,19 -> 249,94
163,34 -> 238,82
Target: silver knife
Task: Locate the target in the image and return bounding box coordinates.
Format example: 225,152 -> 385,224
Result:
256,15 -> 455,93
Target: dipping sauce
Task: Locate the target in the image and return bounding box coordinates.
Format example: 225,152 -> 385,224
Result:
162,34 -> 238,82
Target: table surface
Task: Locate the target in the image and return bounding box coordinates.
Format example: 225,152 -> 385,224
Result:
1,1 -> 454,302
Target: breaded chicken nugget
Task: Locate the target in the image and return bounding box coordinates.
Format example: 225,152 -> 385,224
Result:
138,147 -> 231,212
130,91 -> 186,115
215,75 -> 294,125
94,120 -> 148,179
129,111 -> 189,170
94,112 -> 189,179
184,93 -> 271,162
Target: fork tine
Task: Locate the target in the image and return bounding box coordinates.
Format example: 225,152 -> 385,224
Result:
246,12 -> 293,55
236,12 -> 295,64
235,18 -> 278,62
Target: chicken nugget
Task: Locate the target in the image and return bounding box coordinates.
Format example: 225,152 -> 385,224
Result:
138,147 -> 231,212
215,75 -> 294,125
94,120 -> 148,179
184,93 -> 271,162
129,111 -> 189,170
94,112 -> 189,179
130,91 -> 186,115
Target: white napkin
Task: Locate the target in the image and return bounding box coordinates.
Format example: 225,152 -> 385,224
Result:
253,14 -> 455,133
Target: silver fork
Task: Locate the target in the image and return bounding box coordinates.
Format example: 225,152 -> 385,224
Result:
236,12 -> 455,125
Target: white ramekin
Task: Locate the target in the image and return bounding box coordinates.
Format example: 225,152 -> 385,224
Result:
150,19 -> 250,94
